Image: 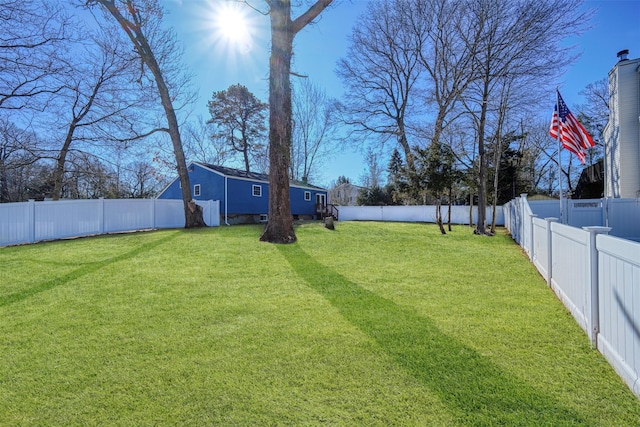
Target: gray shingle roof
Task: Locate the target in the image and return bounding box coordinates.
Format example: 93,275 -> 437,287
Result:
194,162 -> 326,190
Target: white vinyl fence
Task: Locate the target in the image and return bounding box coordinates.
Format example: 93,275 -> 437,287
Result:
339,205 -> 504,225
505,194 -> 640,399
0,198 -> 220,247
522,197 -> 640,242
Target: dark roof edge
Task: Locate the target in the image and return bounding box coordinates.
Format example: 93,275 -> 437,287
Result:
193,162 -> 326,190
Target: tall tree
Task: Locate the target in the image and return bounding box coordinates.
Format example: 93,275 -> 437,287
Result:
87,0 -> 204,227
359,147 -> 384,189
521,118 -> 562,195
461,0 -> 591,235
290,79 -> 337,182
387,148 -> 410,204
337,0 -> 421,174
259,0 -> 334,244
576,78 -> 609,164
408,0 -> 478,154
207,84 -> 267,173
416,141 -> 455,234
0,118 -> 41,202
50,28 -> 141,200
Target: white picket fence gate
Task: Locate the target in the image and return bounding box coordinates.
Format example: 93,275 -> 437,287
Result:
0,198 -> 220,247
505,195 -> 640,399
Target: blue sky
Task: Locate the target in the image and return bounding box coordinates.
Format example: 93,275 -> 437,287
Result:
165,0 -> 640,186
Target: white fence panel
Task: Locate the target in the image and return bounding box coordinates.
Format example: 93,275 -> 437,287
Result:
608,199 -> 640,241
104,199 -> 154,233
567,199 -> 605,228
550,222 -> 591,334
506,195 -> 640,399
339,205 -> 503,225
528,198 -> 640,241
0,202 -> 32,246
532,217 -> 553,281
339,206 -> 383,221
505,200 -> 521,244
36,199 -> 102,241
153,199 -> 186,228
529,200 -> 561,220
596,234 -> 640,397
385,205 -> 433,222
521,199 -> 534,257
0,198 -> 220,247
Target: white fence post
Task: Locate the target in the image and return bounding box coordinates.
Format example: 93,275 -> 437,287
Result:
528,213 -> 537,261
28,199 -> 35,244
545,218 -> 558,286
583,226 -> 612,346
99,198 -> 105,234
521,194 -> 530,250
151,198 -> 157,229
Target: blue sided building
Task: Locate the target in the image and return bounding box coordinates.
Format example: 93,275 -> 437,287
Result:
157,162 -> 329,224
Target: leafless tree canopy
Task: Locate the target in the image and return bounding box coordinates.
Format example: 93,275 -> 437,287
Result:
0,1 -> 71,111
336,0 -> 421,171
338,0 -> 592,234
87,0 -> 204,227
291,79 -> 337,183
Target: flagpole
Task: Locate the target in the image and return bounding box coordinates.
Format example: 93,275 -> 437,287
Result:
556,88 -> 563,223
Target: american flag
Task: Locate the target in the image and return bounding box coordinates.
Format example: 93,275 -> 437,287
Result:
549,91 -> 595,164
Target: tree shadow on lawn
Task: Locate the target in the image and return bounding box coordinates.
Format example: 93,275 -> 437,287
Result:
0,231 -> 181,308
278,243 -> 589,426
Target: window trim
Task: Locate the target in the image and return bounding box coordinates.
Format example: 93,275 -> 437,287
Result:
194,184 -> 201,197
252,184 -> 262,197
304,191 -> 311,201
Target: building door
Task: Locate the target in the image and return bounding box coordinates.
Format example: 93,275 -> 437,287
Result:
316,193 -> 326,208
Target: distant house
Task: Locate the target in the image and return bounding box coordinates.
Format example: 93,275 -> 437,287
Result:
329,182 -> 366,206
157,162 -> 328,224
604,50 -> 640,198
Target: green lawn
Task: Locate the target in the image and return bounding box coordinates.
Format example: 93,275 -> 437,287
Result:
1,222 -> 638,426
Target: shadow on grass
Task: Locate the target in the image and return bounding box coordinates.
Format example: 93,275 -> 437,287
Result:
0,231 -> 181,308
278,243 -> 589,426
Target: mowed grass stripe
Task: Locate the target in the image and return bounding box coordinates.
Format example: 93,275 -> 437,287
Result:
0,222 -> 638,426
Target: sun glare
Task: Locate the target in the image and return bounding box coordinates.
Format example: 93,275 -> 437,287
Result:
214,4 -> 250,48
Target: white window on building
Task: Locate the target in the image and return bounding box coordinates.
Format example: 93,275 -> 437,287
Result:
304,191 -> 311,201
194,184 -> 201,197
252,185 -> 262,197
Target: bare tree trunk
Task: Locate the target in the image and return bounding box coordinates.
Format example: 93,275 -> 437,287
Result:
260,1 -> 296,243
398,121 -> 415,174
149,49 -> 203,227
0,157 -> 8,203
448,186 -> 452,232
435,198 -> 446,235
242,142 -> 250,173
475,77 -> 490,235
95,0 -> 203,228
490,143 -> 500,234
260,0 -> 333,243
52,78 -> 104,200
52,126 -> 75,200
